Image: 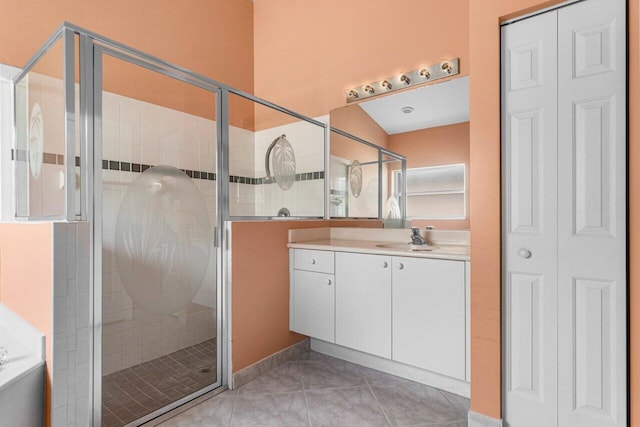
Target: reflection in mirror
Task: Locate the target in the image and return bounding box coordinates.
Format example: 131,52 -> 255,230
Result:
398,163 -> 465,219
329,129 -> 380,218
382,153 -> 405,227
330,76 -> 469,229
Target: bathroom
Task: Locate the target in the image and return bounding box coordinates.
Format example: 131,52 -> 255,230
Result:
0,0 -> 636,426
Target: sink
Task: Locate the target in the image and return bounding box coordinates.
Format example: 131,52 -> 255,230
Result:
375,243 -> 436,252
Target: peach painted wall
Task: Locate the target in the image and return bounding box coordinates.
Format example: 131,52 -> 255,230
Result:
388,122 -> 470,230
253,0 -> 469,119
0,223 -> 53,425
231,219 -> 381,372
330,104 -> 389,154
0,0 -> 254,124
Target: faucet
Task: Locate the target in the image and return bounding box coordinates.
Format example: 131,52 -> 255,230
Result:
410,227 -> 426,245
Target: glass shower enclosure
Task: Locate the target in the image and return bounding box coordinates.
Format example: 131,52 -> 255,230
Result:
11,22 -> 404,426
10,23 -> 329,426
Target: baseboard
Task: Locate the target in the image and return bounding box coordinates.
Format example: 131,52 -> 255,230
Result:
310,338 -> 470,398
232,338 -> 310,389
468,410 -> 503,427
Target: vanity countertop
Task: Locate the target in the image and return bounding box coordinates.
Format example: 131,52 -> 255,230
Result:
287,228 -> 470,261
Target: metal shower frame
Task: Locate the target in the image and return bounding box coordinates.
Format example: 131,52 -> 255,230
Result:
12,21 -> 407,425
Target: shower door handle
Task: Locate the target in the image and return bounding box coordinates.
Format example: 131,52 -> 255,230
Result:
213,226 -> 219,248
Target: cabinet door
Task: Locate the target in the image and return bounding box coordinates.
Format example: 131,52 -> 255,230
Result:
291,270 -> 335,342
335,252 -> 392,358
392,256 -> 465,380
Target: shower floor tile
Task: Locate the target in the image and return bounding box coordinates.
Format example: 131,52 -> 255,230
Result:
102,339 -> 217,427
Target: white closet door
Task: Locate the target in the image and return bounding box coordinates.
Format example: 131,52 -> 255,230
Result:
502,10 -> 558,427
557,1 -> 626,426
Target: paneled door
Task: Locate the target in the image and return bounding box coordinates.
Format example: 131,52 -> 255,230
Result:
557,1 -> 626,426
502,1 -> 626,426
502,10 -> 559,427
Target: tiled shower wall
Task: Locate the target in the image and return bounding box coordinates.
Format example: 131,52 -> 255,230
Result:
51,222 -> 92,426
253,117 -> 326,217
229,115 -> 327,217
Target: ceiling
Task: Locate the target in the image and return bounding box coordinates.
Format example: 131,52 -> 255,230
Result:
359,76 -> 469,135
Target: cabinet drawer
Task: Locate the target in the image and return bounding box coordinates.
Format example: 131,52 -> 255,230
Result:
294,249 -> 334,274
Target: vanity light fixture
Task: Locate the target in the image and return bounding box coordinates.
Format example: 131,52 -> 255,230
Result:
345,58 -> 459,103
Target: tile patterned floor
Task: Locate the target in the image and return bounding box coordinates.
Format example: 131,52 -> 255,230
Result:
102,339 -> 217,427
158,351 -> 469,427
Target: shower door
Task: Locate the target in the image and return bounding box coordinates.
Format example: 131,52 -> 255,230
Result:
93,46 -> 222,426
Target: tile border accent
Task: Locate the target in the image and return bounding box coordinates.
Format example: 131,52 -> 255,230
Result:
468,410 -> 503,427
13,149 -> 324,184
232,338 -> 310,389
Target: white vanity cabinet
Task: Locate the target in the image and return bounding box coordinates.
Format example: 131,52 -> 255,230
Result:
392,256 -> 466,380
289,247 -> 469,388
335,252 -> 392,359
290,249 -> 335,342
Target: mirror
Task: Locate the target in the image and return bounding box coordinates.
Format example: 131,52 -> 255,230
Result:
330,76 -> 470,229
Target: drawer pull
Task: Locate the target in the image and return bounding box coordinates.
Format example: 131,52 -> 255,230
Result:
395,262 -> 404,270
381,261 -> 389,268
311,258 -> 316,265
326,279 -> 332,286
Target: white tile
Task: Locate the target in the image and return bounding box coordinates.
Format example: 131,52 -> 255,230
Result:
66,390 -> 76,426
76,328 -> 89,363
103,352 -> 121,376
76,398 -> 90,427
53,258 -> 68,297
66,254 -> 77,282
142,339 -> 162,362
122,346 -> 142,369
77,222 -> 90,257
121,325 -> 142,350
76,291 -> 90,329
77,257 -> 90,292
53,296 -> 68,335
52,405 -> 67,427
66,280 -> 77,313
53,223 -> 67,259
161,317 -> 180,338
66,239 -> 76,261
75,362 -> 90,400
103,331 -> 122,356
142,320 -> 161,343
66,316 -> 76,350
179,329 -> 197,349
66,351 -> 77,389
162,334 -> 179,355
52,370 -> 68,408
53,334 -> 68,372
